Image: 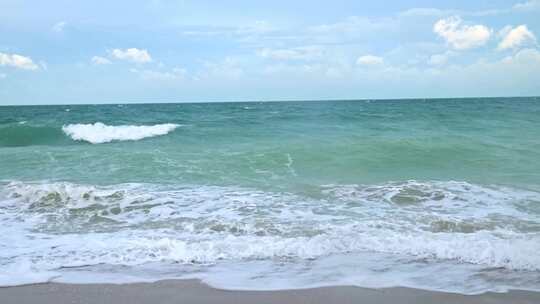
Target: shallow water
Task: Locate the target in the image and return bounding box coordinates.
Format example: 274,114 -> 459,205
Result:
1,98 -> 539,293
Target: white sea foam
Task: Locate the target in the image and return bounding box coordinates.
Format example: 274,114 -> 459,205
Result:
1,180 -> 540,293
62,122 -> 179,144
0,260 -> 59,287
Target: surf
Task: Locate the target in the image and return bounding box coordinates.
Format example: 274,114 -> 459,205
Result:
62,122 -> 180,144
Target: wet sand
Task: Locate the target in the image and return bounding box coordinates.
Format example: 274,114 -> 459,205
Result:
1,279 -> 539,304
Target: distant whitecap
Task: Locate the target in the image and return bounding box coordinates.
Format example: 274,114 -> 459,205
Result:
62,122 -> 180,144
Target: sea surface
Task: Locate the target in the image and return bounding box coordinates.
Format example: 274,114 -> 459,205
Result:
1,98 -> 540,294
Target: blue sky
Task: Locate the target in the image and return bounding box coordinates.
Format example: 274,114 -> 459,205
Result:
1,0 -> 539,104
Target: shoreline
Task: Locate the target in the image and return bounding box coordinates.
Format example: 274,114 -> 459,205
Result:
1,279 -> 539,304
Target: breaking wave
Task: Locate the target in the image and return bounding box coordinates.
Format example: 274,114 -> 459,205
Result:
1,180 -> 540,293
62,122 -> 180,144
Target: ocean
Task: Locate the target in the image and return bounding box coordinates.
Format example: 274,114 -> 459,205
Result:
1,97 -> 539,294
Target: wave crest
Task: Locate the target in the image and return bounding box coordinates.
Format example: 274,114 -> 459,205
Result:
62,122 -> 179,144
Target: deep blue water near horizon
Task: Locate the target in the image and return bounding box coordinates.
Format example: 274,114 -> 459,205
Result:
0,97 -> 539,293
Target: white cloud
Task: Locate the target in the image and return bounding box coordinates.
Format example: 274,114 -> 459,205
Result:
501,48 -> 540,64
0,52 -> 39,70
91,56 -> 112,65
257,46 -> 323,61
356,55 -> 384,66
498,25 -> 537,50
433,16 -> 492,50
52,21 -> 66,33
513,0 -> 540,11
110,48 -> 152,63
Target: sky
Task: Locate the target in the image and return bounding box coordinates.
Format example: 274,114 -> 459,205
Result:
1,0 -> 540,105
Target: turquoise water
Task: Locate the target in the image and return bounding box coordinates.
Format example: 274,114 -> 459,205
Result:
1,98 -> 540,293
2,98 -> 540,188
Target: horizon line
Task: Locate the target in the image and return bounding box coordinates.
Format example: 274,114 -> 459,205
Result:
0,95 -> 539,107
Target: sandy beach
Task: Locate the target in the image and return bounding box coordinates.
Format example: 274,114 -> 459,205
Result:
1,279 -> 539,304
